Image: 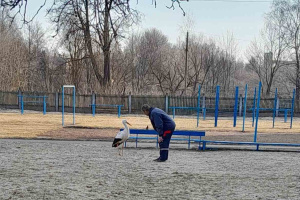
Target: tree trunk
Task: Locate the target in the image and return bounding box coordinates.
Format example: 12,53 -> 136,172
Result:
83,0 -> 103,85
103,0 -> 111,85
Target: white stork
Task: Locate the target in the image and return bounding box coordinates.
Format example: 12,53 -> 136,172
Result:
112,119 -> 131,156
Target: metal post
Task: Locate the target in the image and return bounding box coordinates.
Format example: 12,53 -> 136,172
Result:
203,94 -> 206,120
242,84 -> 248,132
197,84 -> 201,127
21,95 -> 24,115
43,96 -> 46,115
276,97 -> 279,117
128,92 -> 132,114
252,88 -> 257,127
62,85 -> 75,126
73,87 -> 75,125
290,89 -> 295,129
165,93 -> 169,114
254,82 -> 262,142
215,85 -> 220,127
284,110 -> 287,123
118,106 -> 121,118
55,92 -> 59,112
92,91 -> 96,115
233,86 -> 239,127
18,89 -> 22,109
239,94 -> 243,117
92,104 -> 96,117
272,88 -> 278,128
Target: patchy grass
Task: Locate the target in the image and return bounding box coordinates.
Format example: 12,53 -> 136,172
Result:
0,111 -> 299,139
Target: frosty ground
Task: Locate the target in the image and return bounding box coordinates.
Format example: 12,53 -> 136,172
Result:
0,139 -> 299,200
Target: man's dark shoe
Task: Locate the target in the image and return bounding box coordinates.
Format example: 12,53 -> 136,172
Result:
154,159 -> 166,162
153,158 -> 160,161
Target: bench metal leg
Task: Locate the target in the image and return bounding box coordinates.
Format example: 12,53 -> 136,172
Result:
256,144 -> 259,151
188,136 -> 191,149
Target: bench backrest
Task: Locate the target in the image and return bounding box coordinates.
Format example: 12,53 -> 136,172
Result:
121,129 -> 205,136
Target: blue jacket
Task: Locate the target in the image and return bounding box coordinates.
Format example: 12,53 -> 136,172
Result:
149,107 -> 176,137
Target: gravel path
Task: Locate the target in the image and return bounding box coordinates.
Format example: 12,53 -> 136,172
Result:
1,139 -> 299,200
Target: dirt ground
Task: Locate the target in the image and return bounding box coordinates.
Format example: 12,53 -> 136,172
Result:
0,139 -> 299,200
1,111 -> 300,199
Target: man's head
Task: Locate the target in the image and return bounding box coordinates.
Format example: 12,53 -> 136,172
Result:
141,104 -> 151,116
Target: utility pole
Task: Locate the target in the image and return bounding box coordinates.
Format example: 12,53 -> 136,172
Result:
184,31 -> 189,96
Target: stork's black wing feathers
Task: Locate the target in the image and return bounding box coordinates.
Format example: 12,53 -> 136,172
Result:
112,138 -> 123,147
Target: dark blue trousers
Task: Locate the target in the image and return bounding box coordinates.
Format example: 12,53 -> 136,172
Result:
159,130 -> 174,161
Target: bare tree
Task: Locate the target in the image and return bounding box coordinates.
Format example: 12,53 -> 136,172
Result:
246,19 -> 288,96
24,22 -> 49,91
0,10 -> 28,91
63,29 -> 86,92
49,0 -> 138,88
218,33 -> 238,92
268,0 -> 300,109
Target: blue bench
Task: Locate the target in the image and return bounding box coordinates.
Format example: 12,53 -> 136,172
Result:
123,129 -> 205,149
90,104 -> 124,118
198,140 -> 300,151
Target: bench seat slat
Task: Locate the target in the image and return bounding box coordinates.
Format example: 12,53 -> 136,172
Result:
128,137 -> 201,142
121,129 -> 205,137
129,137 -> 157,140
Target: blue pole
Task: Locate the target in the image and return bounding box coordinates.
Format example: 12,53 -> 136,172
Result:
290,89 -> 295,129
92,104 -> 95,117
197,84 -> 201,127
252,87 -> 256,127
284,110 -> 287,123
242,84 -> 248,132
21,95 -> 24,115
62,87 -> 64,126
254,82 -> 262,142
118,106 -> 121,118
43,96 -> 46,115
73,87 -> 75,125
215,85 -> 220,127
233,86 -> 239,127
203,94 -> 206,120
272,88 -> 278,128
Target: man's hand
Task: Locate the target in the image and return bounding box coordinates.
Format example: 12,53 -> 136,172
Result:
158,136 -> 163,143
